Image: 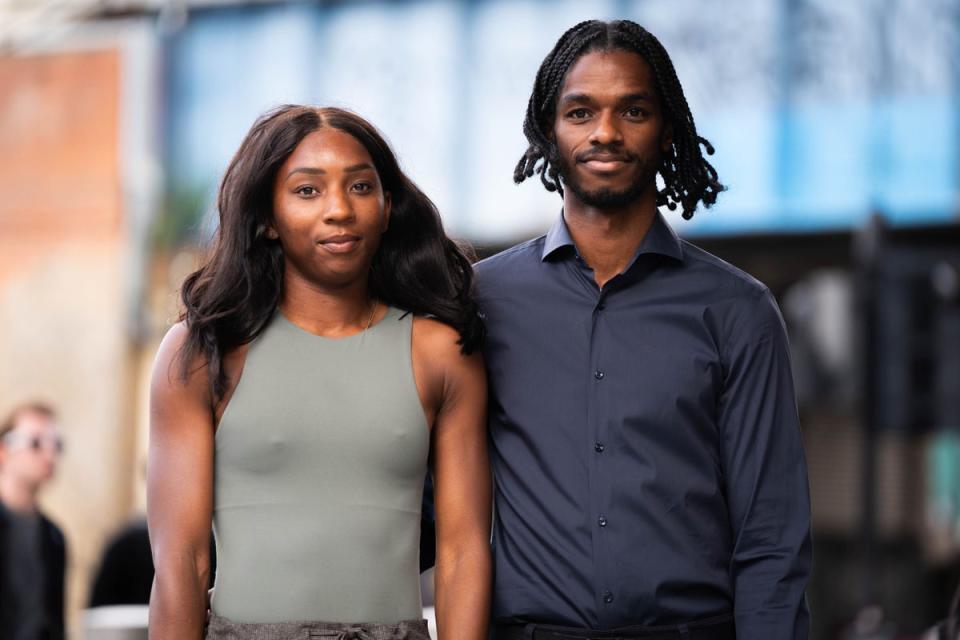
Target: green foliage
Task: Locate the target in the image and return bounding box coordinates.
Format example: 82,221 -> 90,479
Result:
151,183 -> 212,249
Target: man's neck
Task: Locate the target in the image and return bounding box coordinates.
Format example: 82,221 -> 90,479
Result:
563,191 -> 658,289
0,475 -> 38,514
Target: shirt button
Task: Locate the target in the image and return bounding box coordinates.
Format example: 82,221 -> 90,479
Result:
597,301 -> 606,310
602,590 -> 614,604
594,370 -> 605,380
594,442 -> 605,453
598,515 -> 608,527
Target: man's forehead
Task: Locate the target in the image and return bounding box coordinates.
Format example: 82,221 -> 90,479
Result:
558,49 -> 657,102
12,409 -> 57,432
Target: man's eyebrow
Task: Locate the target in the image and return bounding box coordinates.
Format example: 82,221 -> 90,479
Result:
558,92 -> 595,105
619,91 -> 657,103
285,163 -> 374,179
558,91 -> 658,106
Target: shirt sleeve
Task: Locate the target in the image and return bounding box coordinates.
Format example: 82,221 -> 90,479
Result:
717,287 -> 812,639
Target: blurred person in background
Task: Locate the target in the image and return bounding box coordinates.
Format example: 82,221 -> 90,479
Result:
0,402 -> 66,640
476,19 -> 811,640
89,519 -> 219,609
89,518 -> 157,607
147,106 -> 491,640
89,462 -> 217,609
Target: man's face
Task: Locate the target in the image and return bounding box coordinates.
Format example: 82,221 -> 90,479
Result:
551,49 -> 672,209
0,411 -> 61,490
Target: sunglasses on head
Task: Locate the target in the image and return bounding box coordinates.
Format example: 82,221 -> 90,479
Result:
2,433 -> 64,454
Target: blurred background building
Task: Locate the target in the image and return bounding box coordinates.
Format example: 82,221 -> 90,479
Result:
0,0 -> 958,638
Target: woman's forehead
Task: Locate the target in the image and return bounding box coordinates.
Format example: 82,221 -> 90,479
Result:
284,128 -> 375,171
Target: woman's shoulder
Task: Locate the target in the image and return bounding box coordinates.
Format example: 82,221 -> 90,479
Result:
151,321 -> 210,403
154,321 -> 195,380
411,315 -> 464,359
151,320 -> 250,427
411,314 -> 483,388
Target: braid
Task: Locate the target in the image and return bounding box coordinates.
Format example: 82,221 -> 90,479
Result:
513,20 -> 598,195
515,19 -> 725,219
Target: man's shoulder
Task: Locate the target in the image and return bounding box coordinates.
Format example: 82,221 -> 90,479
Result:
679,238 -> 769,302
679,239 -> 787,340
474,235 -> 547,281
38,510 -> 66,548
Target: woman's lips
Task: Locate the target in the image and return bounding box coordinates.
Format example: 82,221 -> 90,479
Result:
317,235 -> 361,253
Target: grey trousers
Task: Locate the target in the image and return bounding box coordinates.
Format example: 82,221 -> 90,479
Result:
205,614 -> 431,640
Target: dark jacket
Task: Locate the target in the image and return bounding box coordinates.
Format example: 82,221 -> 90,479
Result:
0,501 -> 66,640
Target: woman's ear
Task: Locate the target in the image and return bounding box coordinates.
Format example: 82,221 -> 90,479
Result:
382,193 -> 392,232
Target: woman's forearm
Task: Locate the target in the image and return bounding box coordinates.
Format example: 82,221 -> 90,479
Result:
149,556 -> 209,640
434,544 -> 491,640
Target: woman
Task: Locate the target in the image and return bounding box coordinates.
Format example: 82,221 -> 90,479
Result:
147,106 -> 491,640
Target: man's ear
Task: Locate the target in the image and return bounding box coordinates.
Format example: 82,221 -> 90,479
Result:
660,121 -> 674,153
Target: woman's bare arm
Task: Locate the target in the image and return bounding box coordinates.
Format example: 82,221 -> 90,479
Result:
147,323 -> 215,640
415,318 -> 492,640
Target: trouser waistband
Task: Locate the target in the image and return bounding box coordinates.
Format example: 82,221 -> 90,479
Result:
206,614 -> 430,640
492,613 -> 735,640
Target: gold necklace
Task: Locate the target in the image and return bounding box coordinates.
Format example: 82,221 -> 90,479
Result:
363,299 -> 377,332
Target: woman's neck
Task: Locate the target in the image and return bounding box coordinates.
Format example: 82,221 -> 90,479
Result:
279,270 -> 377,338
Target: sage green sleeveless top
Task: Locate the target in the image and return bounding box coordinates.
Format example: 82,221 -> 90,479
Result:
210,306 -> 430,623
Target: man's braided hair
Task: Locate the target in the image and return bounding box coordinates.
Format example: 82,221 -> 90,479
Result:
514,19 -> 724,219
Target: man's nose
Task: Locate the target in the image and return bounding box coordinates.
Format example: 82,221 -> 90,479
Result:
588,111 -> 624,146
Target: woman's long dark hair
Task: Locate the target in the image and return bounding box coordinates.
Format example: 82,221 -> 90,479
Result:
178,105 -> 484,399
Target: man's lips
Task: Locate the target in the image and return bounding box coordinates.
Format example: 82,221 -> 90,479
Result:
317,234 -> 361,253
579,154 -> 633,172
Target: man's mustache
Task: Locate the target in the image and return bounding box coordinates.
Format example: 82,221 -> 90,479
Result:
576,147 -> 636,163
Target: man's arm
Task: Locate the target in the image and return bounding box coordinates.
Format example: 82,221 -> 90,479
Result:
45,520 -> 66,640
718,288 -> 812,639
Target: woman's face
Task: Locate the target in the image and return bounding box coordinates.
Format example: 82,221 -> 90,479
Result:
270,127 -> 391,291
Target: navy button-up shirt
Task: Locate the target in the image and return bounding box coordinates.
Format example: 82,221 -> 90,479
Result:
474,212 -> 811,638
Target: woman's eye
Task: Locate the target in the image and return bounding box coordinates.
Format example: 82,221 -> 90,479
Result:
352,182 -> 372,193
295,185 -> 318,196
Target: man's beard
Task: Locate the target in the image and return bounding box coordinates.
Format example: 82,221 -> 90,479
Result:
555,152 -> 660,210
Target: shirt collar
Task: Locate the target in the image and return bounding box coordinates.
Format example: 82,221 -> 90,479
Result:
541,210 -> 685,263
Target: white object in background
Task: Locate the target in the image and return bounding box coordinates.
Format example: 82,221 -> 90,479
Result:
83,605 -> 149,640
422,605 -> 437,640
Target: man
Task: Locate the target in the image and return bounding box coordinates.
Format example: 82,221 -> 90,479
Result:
0,403 -> 67,640
475,20 -> 811,639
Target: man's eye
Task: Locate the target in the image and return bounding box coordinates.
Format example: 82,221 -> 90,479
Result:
568,108 -> 590,119
295,186 -> 318,196
625,107 -> 646,118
